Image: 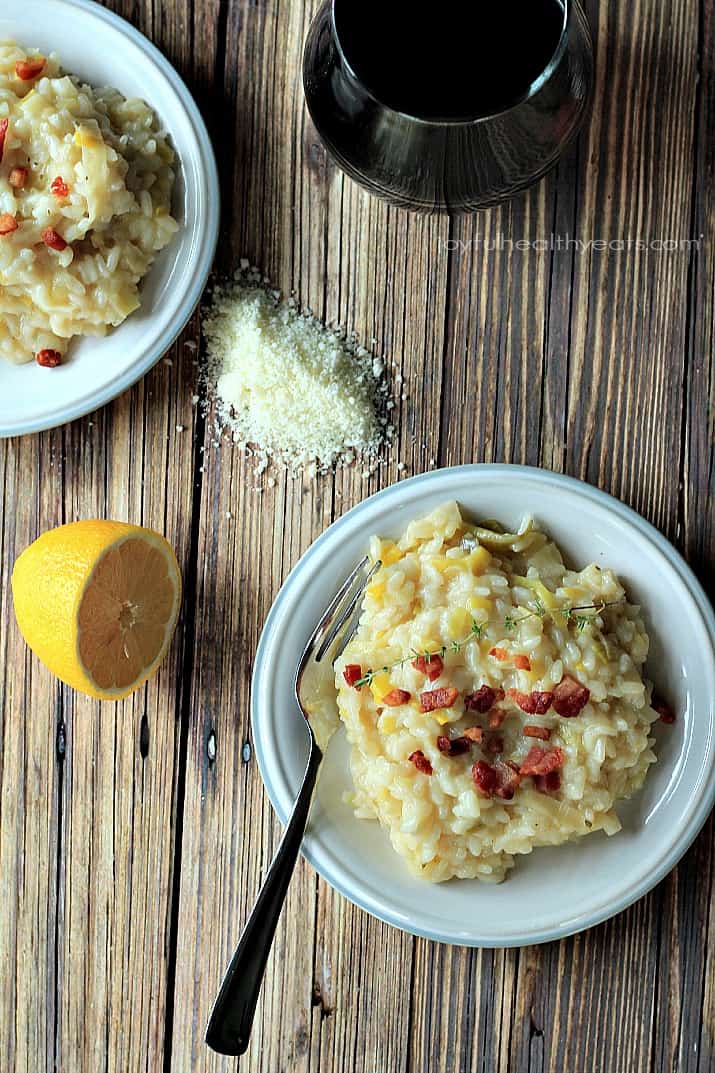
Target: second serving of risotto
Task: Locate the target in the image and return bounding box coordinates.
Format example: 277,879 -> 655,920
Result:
326,502 -> 669,884
0,41 -> 178,366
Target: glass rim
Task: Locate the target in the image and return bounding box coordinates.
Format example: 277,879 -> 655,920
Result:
329,0 -> 571,127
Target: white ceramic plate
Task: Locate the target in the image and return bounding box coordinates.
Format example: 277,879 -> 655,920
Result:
252,465 -> 715,947
0,0 -> 219,437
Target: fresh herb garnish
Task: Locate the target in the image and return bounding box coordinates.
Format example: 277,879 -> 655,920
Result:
352,600 -> 620,688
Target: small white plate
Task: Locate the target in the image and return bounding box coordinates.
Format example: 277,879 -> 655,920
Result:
0,0 -> 219,437
252,465 -> 715,947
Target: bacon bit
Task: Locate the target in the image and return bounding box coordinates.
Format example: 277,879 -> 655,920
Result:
420,686 -> 459,713
35,349 -> 62,367
472,758 -> 521,799
653,697 -> 675,724
0,212 -> 18,235
534,771 -> 561,793
552,674 -> 590,717
42,227 -> 67,251
485,735 -> 504,755
0,118 -> 8,164
50,176 -> 70,199
383,688 -> 411,707
488,709 -> 506,729
463,726 -> 484,743
508,688 -> 553,715
375,707 -> 384,715
409,750 -> 433,775
8,166 -> 28,188
472,759 -> 498,796
523,725 -> 551,741
436,734 -> 471,756
520,745 -> 565,777
489,647 -> 508,661
412,654 -> 444,681
15,57 -> 46,80
494,759 -> 521,799
342,664 -> 363,688
465,684 -> 504,712
514,655 -> 531,671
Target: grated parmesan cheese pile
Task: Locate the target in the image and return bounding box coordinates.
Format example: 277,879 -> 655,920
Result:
203,270 -> 394,473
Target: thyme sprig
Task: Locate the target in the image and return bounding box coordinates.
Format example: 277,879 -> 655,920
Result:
352,599 -> 623,689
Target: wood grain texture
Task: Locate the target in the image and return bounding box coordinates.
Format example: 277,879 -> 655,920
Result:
0,0 -> 713,1071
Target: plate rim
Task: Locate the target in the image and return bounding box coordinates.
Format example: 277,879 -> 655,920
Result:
0,0 -> 220,437
252,466 -> 715,947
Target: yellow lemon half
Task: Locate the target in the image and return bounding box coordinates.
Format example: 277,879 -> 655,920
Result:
11,520 -> 182,700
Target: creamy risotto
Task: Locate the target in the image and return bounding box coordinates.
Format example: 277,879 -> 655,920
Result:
326,502 -> 663,883
0,42 -> 178,365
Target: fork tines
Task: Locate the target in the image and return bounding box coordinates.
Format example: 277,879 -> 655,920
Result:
311,557 -> 381,664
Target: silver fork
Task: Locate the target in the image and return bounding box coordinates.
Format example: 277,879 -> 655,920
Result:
205,556 -> 380,1057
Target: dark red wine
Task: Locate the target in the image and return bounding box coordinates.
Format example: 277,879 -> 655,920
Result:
334,0 -> 565,120
304,0 -> 592,211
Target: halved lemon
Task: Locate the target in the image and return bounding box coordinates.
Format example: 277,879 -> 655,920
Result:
11,520 -> 182,700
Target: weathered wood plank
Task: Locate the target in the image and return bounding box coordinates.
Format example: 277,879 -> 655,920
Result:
0,433 -> 62,1070
683,4 -> 715,1073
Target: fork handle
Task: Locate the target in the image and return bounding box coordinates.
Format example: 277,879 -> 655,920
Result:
205,741 -> 323,1056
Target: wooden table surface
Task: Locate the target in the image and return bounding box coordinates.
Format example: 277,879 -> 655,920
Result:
1,0 -> 714,1070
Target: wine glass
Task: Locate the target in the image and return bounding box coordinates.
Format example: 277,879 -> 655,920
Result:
303,0 -> 594,213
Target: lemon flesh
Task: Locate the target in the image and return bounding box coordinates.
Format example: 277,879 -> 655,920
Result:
11,520 -> 182,700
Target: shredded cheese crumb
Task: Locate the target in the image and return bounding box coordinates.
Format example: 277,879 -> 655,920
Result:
203,271 -> 393,473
